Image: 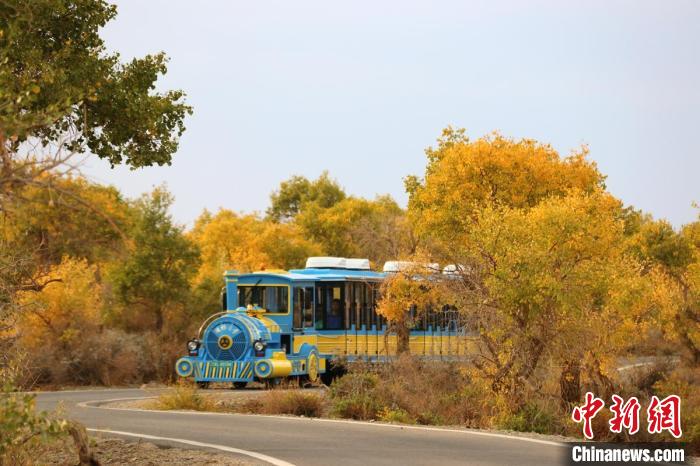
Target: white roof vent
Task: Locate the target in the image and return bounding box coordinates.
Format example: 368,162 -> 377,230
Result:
383,261 -> 441,273
306,257 -> 347,269
383,261 -> 409,273
443,264 -> 466,275
345,258 -> 371,270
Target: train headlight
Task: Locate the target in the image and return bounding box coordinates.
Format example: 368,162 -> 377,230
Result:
187,339 -> 200,354
253,340 -> 265,353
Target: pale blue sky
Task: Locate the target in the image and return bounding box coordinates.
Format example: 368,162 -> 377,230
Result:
83,0 -> 699,228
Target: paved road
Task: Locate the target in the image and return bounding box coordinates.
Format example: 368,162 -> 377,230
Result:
35,388 -> 567,466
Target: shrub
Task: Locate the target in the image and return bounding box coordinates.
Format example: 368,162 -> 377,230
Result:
330,371 -> 381,420
653,366 -> 700,454
155,382 -> 214,411
329,355 -> 499,427
0,386 -> 67,465
494,401 -> 561,434
258,390 -> 324,417
378,407 -> 415,424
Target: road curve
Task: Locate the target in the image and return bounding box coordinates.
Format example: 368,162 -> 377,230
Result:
35,388 -> 567,466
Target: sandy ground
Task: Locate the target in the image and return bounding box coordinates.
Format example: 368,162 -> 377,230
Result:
24,436 -> 258,466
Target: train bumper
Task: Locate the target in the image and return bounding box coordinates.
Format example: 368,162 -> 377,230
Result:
176,357 -> 256,382
253,355 -> 293,379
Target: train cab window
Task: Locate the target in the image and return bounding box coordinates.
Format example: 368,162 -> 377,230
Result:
294,287 -> 315,329
220,287 -> 227,311
237,285 -> 288,313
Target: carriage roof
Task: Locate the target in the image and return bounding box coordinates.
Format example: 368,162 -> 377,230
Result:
225,267 -> 385,283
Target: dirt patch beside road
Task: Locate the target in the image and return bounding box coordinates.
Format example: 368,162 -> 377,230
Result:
29,436 -> 258,465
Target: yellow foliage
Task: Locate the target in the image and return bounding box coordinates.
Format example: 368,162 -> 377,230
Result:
406,129 -> 649,400
376,265 -> 440,324
296,195 -> 414,263
17,257 -> 102,367
2,175 -> 131,264
190,209 -> 322,284
407,129 -> 604,246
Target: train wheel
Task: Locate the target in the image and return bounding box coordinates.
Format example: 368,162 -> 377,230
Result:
232,382 -> 248,389
196,381 -> 210,389
307,353 -> 319,384
263,378 -> 281,389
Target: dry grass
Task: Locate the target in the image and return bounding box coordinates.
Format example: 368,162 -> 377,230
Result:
329,355 -> 500,427
153,382 -> 216,412
240,390 -> 325,417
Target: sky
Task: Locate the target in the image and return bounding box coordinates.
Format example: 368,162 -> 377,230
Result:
83,0 -> 700,228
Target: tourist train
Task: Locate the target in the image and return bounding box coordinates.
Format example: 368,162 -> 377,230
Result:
175,257 -> 475,387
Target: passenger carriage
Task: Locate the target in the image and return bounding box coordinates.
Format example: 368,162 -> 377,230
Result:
175,257 -> 475,387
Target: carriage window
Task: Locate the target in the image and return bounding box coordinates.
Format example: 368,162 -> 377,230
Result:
293,288 -> 303,328
304,287 -> 314,328
346,283 -> 356,329
315,283 -> 344,330
237,285 -> 288,313
294,287 -> 315,329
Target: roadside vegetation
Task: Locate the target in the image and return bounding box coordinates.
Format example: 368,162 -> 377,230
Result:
1,0 -> 698,463
143,357 -> 698,453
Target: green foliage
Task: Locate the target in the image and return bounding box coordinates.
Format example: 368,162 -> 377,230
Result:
629,219 -> 695,272
494,402 -> 561,434
268,173 -> 414,263
330,370 -> 381,420
0,0 -> 191,167
267,171 -> 346,222
111,187 -> 199,331
378,407 -> 416,424
0,386 -> 67,459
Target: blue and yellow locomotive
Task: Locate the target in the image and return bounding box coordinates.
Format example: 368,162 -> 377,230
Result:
175,257 -> 473,387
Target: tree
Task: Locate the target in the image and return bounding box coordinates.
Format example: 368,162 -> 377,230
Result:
296,195 -> 415,263
404,129 -> 648,406
266,171 -> 345,222
0,0 -> 192,178
111,188 -> 199,332
628,217 -> 700,364
191,209 -> 322,283
0,0 -> 191,372
437,191 -> 641,404
406,128 -> 604,253
1,175 -> 132,266
16,257 -> 103,384
376,261 -> 440,353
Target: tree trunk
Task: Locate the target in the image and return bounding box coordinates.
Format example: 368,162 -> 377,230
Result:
559,360 -> 581,407
396,321 -> 410,354
67,421 -> 100,465
155,306 -> 163,332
